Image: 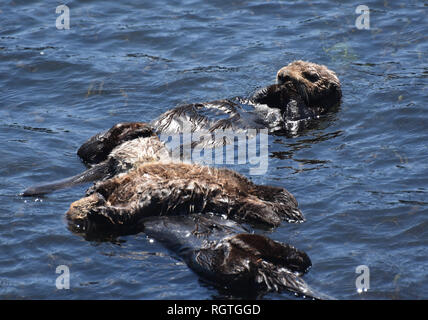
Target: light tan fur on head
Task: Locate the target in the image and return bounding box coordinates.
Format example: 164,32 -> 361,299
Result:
276,60 -> 341,107
109,135 -> 172,171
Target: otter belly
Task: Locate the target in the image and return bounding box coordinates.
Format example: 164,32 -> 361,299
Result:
65,162 -> 304,236
151,98 -> 271,136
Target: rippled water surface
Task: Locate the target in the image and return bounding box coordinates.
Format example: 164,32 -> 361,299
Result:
1,0 -> 427,299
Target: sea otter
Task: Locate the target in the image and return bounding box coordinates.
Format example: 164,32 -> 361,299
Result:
140,214 -> 318,298
66,162 -> 304,234
152,60 -> 341,135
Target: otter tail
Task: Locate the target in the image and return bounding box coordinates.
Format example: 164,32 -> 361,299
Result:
22,162 -> 110,197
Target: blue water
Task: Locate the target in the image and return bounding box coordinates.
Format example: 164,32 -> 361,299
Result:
0,0 -> 427,299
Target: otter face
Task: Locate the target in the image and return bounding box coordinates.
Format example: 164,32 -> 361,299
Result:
276,60 -> 341,108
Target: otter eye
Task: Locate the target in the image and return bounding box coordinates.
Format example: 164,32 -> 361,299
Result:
302,71 -> 319,82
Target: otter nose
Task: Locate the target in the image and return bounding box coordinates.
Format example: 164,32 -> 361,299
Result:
276,70 -> 293,85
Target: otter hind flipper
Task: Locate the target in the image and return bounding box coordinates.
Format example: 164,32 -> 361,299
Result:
22,162 -> 110,197
142,215 -> 320,298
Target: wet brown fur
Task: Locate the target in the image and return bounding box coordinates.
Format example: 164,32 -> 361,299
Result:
67,162 -> 303,232
153,60 -> 341,134
276,60 -> 341,110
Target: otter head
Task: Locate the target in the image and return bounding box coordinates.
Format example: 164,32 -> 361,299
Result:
78,122 -> 156,165
276,60 -> 341,109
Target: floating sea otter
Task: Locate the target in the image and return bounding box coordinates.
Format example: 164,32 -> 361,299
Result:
66,161 -> 304,234
152,60 -> 341,135
141,214 -> 317,298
